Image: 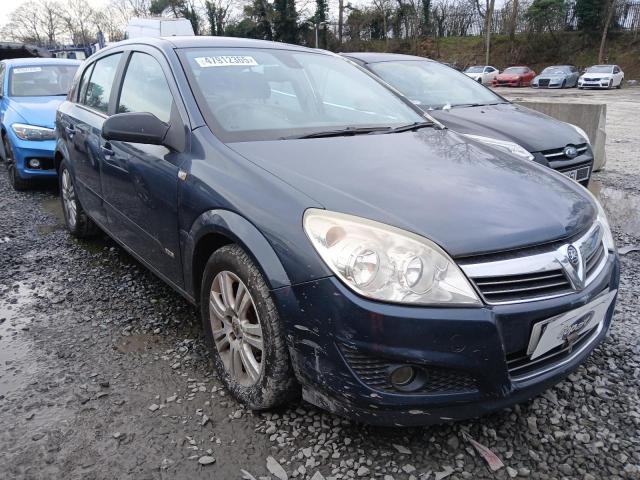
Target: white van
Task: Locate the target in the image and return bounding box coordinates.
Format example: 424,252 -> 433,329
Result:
126,17 -> 195,38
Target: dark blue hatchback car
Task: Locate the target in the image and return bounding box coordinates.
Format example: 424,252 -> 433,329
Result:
55,37 -> 619,426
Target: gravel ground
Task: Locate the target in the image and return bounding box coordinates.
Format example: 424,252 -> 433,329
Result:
1,89 -> 640,480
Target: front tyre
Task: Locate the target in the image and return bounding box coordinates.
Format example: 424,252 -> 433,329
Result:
617,78 -> 623,89
4,136 -> 29,191
201,244 -> 298,410
59,159 -> 99,238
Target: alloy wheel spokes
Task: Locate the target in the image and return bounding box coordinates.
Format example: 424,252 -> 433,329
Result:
209,270 -> 264,386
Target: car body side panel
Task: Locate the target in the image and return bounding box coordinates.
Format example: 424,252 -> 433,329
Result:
178,127 -> 331,293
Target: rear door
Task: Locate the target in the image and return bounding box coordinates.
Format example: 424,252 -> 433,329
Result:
100,47 -> 187,285
58,52 -> 124,225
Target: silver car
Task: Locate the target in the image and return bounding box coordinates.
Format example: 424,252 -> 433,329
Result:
532,65 -> 579,89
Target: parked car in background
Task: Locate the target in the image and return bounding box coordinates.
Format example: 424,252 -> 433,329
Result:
56,38 -> 618,426
493,66 -> 536,87
578,65 -> 624,89
341,52 -> 594,186
532,65 -> 579,88
464,65 -> 499,84
0,58 -> 81,190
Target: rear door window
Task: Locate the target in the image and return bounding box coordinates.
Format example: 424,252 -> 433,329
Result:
84,53 -> 122,114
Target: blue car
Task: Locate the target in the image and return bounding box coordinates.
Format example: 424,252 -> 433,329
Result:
55,37 -> 619,426
0,58 -> 81,190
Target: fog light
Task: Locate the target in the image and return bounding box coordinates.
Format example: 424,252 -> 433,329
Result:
390,366 -> 416,387
28,158 -> 41,169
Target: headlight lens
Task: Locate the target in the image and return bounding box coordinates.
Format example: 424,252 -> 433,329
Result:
11,123 -> 56,141
462,134 -> 534,161
584,190 -> 615,252
303,209 -> 480,305
567,123 -> 591,146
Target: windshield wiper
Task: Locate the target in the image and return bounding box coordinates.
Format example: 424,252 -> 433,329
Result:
283,126 -> 392,139
387,121 -> 434,133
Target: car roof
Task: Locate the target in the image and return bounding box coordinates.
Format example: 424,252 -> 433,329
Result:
1,57 -> 82,67
98,36 -> 323,56
340,52 -> 431,64
545,65 -> 573,68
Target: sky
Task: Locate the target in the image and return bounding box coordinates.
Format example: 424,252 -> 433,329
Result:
0,0 -> 111,27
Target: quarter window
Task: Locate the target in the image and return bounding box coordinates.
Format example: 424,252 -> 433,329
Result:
84,53 -> 122,114
77,63 -> 94,103
117,52 -> 173,123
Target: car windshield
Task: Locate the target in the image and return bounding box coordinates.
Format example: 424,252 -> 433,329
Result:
542,67 -> 568,74
368,60 -> 505,110
181,48 -> 425,142
504,67 -> 527,74
465,66 -> 484,73
9,65 -> 78,97
587,65 -> 613,73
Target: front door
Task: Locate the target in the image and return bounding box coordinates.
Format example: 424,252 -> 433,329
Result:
100,50 -> 185,284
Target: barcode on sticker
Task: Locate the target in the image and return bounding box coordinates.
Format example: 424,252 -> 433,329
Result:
13,67 -> 42,74
194,56 -> 258,68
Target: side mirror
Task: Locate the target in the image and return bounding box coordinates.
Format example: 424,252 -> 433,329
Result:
102,112 -> 169,146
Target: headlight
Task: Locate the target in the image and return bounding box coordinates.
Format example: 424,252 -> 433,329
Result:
11,123 -> 56,141
303,209 -> 480,305
584,190 -> 615,252
568,123 -> 590,145
461,134 -> 534,161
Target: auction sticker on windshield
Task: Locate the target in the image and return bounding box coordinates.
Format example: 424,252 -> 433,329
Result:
195,56 -> 258,68
13,67 -> 42,74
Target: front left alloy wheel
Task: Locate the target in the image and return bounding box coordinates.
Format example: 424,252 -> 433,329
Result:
201,244 -> 298,410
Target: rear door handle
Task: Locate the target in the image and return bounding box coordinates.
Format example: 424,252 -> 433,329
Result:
65,125 -> 75,138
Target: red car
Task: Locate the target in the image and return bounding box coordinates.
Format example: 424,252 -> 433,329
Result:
493,66 -> 536,87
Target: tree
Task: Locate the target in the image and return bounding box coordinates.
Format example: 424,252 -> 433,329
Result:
315,0 -> 329,48
62,0 -> 95,45
149,0 -> 202,34
598,0 -> 617,61
484,0 -> 496,64
526,0 -> 567,37
273,0 -> 299,43
575,0 -> 606,33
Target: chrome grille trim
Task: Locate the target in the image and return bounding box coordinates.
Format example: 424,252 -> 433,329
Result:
542,144 -> 588,159
460,221 -> 609,305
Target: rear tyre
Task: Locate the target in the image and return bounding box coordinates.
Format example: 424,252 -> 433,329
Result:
201,244 -> 299,410
4,136 -> 30,191
59,159 -> 99,238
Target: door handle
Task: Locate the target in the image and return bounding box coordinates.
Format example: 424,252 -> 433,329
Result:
101,144 -> 114,159
65,125 -> 75,138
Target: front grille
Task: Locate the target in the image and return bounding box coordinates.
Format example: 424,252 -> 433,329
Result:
460,221 -> 609,305
473,270 -> 572,304
585,77 -> 601,82
507,322 -> 599,378
541,144 -> 589,161
341,346 -> 478,395
585,240 -> 605,277
538,79 -> 550,87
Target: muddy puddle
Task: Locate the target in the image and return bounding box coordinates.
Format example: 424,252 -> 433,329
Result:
590,180 -> 640,237
0,282 -> 37,397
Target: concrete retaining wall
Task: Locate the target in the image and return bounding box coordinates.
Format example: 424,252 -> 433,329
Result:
516,101 -> 607,171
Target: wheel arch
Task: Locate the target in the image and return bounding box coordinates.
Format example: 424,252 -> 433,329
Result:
184,209 -> 292,304
54,139 -> 71,173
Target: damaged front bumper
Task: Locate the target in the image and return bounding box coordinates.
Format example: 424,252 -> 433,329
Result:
274,253 -> 619,426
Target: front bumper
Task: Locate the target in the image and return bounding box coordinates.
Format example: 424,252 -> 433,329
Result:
275,253 -> 619,426
494,80 -> 522,87
532,80 -> 564,89
579,80 -> 611,89
7,133 -> 57,180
